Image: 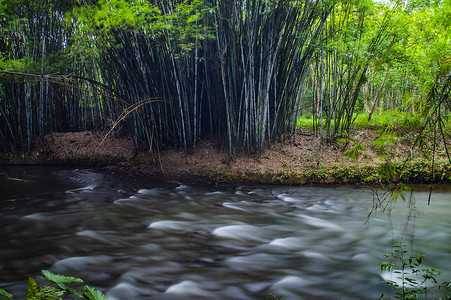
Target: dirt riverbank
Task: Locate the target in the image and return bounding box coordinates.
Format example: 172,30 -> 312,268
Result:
1,129 -> 450,184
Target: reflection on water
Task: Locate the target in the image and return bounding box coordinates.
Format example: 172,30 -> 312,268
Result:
0,167 -> 450,299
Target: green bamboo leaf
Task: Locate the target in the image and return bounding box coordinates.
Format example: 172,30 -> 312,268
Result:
422,268 -> 441,277
187,14 -> 199,23
41,270 -> 84,284
84,286 -> 108,300
379,262 -> 396,271
414,254 -> 423,264
405,277 -> 418,285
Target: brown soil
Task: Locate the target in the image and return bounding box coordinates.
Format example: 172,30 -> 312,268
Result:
151,131 -> 383,181
1,131 -> 134,166
1,129 -> 428,184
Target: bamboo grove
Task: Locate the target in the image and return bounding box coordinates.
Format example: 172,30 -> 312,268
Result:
0,0 -> 450,153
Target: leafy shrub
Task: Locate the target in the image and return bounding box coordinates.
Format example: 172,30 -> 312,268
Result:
372,132 -> 401,155
0,270 -> 107,300
380,242 -> 451,300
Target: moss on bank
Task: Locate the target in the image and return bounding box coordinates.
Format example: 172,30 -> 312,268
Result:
207,159 -> 451,185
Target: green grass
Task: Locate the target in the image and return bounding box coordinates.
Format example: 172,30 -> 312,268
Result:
297,110 -> 438,131
352,111 -> 422,129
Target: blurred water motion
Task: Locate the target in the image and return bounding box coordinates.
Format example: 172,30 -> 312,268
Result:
1,167 -> 450,300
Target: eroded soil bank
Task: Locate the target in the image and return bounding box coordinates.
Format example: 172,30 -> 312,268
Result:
1,130 -> 450,184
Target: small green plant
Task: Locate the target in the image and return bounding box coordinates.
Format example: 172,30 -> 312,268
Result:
337,137 -> 367,162
267,293 -> 283,300
380,242 -> 450,300
345,142 -> 367,162
372,132 -> 401,155
0,270 -> 108,300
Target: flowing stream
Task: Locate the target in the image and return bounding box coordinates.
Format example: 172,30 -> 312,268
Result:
1,167 -> 450,299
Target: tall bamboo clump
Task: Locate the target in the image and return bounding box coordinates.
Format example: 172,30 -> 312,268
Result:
1,0 -> 334,154
0,0 -> 115,152
208,0 -> 332,152
0,0 -> 67,151
307,0 -> 397,140
196,0 -> 334,152
96,0 -> 333,153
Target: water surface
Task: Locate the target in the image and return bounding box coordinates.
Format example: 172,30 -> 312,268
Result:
1,167 -> 450,299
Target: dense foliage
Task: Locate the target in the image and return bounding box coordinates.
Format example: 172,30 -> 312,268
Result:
0,0 -> 450,153
0,270 -> 107,300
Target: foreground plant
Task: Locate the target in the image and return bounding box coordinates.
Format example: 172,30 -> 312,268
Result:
380,241 -> 451,300
0,270 -> 107,300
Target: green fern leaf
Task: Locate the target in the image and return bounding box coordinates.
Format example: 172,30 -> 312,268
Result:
41,270 -> 84,284
0,289 -> 13,298
26,277 -> 39,299
84,286 -> 108,300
